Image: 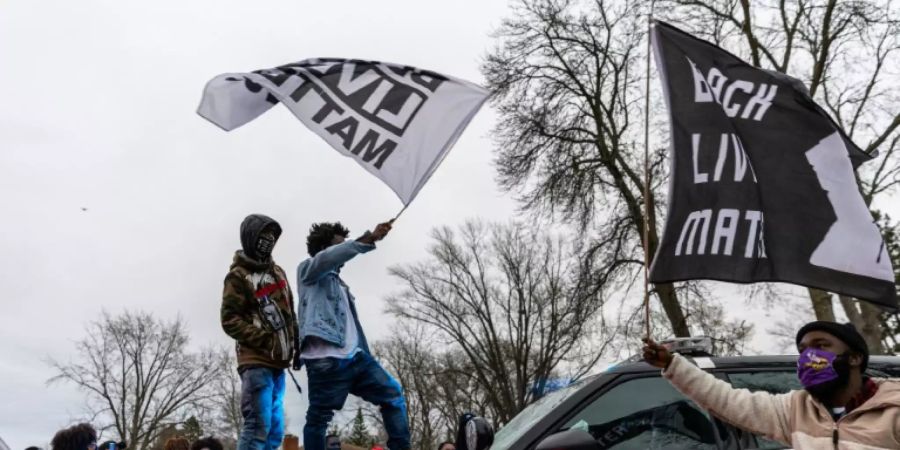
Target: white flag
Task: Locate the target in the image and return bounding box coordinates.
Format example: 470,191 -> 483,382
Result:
198,58 -> 490,204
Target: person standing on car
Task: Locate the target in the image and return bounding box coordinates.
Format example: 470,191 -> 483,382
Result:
222,214 -> 299,450
643,321 -> 900,449
296,220 -> 410,450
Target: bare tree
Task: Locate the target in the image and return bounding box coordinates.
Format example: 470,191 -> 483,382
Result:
373,324 -> 491,449
482,0 -> 692,336
663,0 -> 900,351
374,328 -> 447,449
386,220 -> 613,423
204,347 -> 242,448
49,311 -> 222,450
876,212 -> 900,353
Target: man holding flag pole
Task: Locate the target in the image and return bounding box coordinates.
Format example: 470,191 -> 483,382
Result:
639,19 -> 900,449
294,219 -> 407,450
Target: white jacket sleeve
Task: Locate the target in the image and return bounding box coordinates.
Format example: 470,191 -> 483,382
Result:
663,354 -> 795,445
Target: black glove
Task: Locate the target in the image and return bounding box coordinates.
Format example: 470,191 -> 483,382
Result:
292,350 -> 303,371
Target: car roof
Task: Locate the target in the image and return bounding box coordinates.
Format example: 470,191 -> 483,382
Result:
606,354 -> 900,374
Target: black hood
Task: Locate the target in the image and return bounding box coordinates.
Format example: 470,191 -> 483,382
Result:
240,214 -> 282,261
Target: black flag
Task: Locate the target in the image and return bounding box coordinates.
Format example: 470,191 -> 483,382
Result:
649,21 -> 897,309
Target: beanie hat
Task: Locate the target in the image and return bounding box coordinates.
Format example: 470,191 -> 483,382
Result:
796,321 -> 869,370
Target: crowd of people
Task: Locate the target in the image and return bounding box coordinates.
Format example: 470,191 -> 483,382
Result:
37,424 -> 454,450
38,424 -> 225,450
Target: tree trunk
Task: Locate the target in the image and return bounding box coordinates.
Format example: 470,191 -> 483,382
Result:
656,282 -> 690,337
808,288 -> 835,321
833,295 -> 885,354
839,295 -> 863,325
859,301 -> 886,354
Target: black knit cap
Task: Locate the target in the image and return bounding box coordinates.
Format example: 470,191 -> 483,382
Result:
796,321 -> 869,370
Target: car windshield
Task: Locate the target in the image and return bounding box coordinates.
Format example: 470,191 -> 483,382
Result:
491,374 -> 599,450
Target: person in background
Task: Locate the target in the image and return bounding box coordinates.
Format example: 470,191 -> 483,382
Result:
163,437 -> 189,450
642,321 -> 900,449
190,437 -> 223,450
437,442 -> 455,450
324,435 -> 341,450
98,441 -> 126,450
221,214 -> 299,450
296,220 -> 409,450
50,424 -> 96,450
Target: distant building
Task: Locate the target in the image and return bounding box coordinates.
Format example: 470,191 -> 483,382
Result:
283,435 -> 299,450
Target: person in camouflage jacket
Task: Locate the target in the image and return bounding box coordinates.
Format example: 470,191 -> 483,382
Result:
221,214 -> 299,450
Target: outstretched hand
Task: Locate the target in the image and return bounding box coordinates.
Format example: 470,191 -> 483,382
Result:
642,337 -> 674,369
371,220 -> 393,241
357,219 -> 394,245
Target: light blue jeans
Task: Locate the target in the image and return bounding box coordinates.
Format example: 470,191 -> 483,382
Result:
237,367 -> 286,450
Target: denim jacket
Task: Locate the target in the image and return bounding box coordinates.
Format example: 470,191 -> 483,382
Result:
296,240 -> 374,352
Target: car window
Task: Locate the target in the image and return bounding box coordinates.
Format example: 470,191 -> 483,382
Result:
726,371 -> 799,449
559,376 -> 719,449
491,375 -> 597,450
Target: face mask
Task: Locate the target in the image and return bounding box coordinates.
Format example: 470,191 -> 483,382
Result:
255,233 -> 277,259
798,348 -> 851,400
798,348 -> 840,387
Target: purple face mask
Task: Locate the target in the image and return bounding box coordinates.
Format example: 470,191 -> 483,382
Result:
797,348 -> 840,387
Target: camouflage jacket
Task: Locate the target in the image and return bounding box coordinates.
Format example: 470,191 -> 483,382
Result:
221,251 -> 299,369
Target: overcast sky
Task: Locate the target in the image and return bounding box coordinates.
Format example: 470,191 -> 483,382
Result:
2,0 -> 898,447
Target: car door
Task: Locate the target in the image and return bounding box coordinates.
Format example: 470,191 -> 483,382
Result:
549,374 -> 725,449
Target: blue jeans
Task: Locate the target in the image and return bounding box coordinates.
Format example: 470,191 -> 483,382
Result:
303,352 -> 410,450
237,367 -> 286,450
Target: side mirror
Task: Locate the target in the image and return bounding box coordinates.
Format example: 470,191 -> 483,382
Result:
535,429 -> 601,450
456,413 -> 494,450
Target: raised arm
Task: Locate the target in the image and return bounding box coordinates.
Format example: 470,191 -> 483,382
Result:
643,339 -> 794,445
298,240 -> 375,284
664,355 -> 794,444
298,221 -> 392,284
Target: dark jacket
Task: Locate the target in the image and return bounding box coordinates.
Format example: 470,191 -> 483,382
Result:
221,215 -> 298,369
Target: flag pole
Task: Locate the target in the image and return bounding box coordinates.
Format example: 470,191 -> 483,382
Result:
391,203 -> 410,222
642,1 -> 656,340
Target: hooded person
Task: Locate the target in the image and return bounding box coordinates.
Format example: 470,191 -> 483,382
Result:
642,321 -> 900,449
221,214 -> 299,450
